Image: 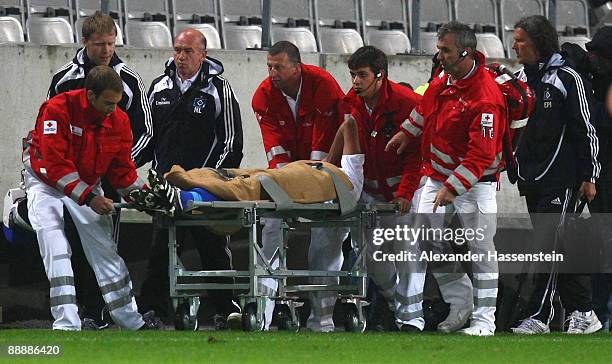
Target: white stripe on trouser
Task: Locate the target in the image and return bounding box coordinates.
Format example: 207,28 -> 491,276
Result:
362,190 -> 426,330
395,272 -> 426,327
37,223 -> 79,331
417,177 -> 498,331
25,171 -> 144,331
530,188 -> 572,325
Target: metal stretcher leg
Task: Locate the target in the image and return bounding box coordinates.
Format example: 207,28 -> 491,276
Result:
340,211 -> 371,332
167,219 -> 199,331
274,220 -> 302,332
257,218 -> 281,330
241,207 -> 266,331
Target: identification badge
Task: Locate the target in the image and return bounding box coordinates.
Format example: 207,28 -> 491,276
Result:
43,120 -> 57,135
481,113 -> 494,139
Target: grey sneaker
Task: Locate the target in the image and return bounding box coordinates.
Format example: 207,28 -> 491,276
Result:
511,317 -> 550,334
437,307 -> 471,333
566,310 -> 602,334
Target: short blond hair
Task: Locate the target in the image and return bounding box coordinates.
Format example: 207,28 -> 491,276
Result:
82,11 -> 117,39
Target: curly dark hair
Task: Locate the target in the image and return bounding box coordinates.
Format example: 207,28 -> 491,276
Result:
514,15 -> 559,58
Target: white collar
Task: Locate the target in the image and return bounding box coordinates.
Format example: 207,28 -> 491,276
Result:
281,78 -> 302,121
281,77 -> 302,103
176,72 -> 199,93
447,60 -> 477,85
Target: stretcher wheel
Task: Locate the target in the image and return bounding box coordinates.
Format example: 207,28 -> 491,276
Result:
276,305 -> 300,332
174,300 -> 198,331
344,303 -> 366,333
242,303 -> 264,331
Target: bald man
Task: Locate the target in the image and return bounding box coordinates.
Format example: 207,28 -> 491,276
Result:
139,28 -> 244,329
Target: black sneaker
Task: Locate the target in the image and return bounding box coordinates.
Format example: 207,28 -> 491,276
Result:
81,317 -> 109,330
400,324 -> 422,333
140,310 -> 163,330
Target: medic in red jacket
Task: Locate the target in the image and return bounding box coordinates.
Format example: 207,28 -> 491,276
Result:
23,88 -> 141,206
400,51 -> 507,195
344,78 -> 423,202
252,61 -> 345,169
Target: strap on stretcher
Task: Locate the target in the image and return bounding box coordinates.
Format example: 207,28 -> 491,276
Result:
257,164 -> 357,216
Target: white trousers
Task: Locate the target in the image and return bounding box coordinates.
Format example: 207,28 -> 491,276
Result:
362,189 -> 426,330
260,155 -> 364,331
417,177 -> 498,331
25,171 -> 144,331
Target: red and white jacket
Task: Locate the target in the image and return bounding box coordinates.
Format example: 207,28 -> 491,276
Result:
252,64 -> 345,168
23,89 -> 142,205
401,52 -> 507,195
345,79 -> 422,202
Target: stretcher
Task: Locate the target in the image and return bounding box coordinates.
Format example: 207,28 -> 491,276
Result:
122,170 -> 398,332
159,198 -> 396,332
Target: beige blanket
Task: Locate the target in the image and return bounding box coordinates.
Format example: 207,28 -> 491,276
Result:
165,161 -> 353,204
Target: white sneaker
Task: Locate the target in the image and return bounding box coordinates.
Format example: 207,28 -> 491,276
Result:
459,325 -> 494,336
566,310 -> 602,334
511,318 -> 550,334
437,307 -> 472,333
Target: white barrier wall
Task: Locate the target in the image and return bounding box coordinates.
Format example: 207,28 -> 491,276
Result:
0,43 -> 526,214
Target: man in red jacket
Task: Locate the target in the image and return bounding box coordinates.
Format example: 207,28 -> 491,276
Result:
252,41 -> 345,331
387,22 -> 506,336
341,46 -> 425,332
22,66 -> 158,331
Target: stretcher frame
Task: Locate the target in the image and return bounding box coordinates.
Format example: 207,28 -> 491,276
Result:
160,198 -> 397,332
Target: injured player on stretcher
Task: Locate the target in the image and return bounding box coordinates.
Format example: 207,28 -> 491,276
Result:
129,116 -> 364,214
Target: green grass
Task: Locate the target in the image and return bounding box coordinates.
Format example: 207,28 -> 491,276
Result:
1,330 -> 612,363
